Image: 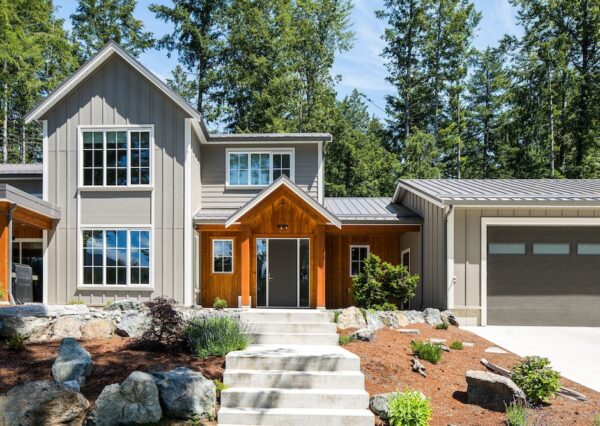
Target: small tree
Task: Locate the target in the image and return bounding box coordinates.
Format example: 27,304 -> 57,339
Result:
350,254 -> 419,310
140,297 -> 183,350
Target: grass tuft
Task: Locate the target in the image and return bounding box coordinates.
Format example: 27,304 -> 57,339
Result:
184,317 -> 252,359
435,322 -> 449,330
505,401 -> 529,426
6,333 -> 26,351
410,339 -> 442,364
339,334 -> 357,345
449,341 -> 464,350
212,297 -> 228,310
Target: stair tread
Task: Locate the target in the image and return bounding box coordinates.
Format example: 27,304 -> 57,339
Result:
219,407 -> 373,416
222,387 -> 368,394
225,369 -> 362,375
228,344 -> 355,356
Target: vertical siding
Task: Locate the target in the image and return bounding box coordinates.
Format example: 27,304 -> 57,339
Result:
400,230 -> 422,309
43,55 -> 192,304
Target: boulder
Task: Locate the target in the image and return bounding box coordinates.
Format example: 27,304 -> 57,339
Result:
369,392 -> 394,421
0,316 -> 52,342
0,304 -> 89,318
104,299 -> 143,312
115,311 -> 149,338
378,311 -> 409,328
93,371 -> 162,426
423,308 -> 443,325
403,310 -> 425,324
151,367 -> 216,419
351,328 -> 375,342
441,310 -> 459,326
52,338 -> 93,386
61,380 -> 81,392
81,318 -> 116,339
365,311 -> 384,330
0,380 -> 89,426
336,307 -> 367,330
466,370 -> 526,411
52,316 -> 83,340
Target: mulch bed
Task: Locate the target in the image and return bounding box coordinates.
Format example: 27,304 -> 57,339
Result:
341,324 -> 600,426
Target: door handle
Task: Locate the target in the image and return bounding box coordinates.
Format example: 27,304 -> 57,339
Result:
268,276 -> 274,280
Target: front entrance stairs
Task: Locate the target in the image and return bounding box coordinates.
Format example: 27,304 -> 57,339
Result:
218,309 -> 374,425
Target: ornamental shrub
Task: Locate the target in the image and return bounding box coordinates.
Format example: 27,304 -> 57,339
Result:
410,340 -> 442,364
6,333 -> 26,351
511,356 -> 560,404
140,297 -> 183,350
505,401 -> 529,426
449,341 -> 464,350
350,254 -> 419,310
388,390 -> 432,426
184,317 -> 252,359
213,297 -> 228,310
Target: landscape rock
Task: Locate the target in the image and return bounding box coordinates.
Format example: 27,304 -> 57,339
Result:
115,311 -> 149,338
336,307 -> 367,330
52,338 -> 93,386
377,311 -> 409,328
397,328 -> 420,335
403,310 -> 425,323
93,371 -> 162,426
466,370 -> 526,411
351,328 -> 375,342
0,380 -> 89,426
441,310 -> 459,326
485,346 -> 508,354
0,304 -> 89,318
365,311 -> 384,330
52,316 -> 83,340
423,308 -> 443,325
429,338 -> 446,344
61,380 -> 81,392
104,299 -> 143,312
81,318 -> 116,339
151,367 -> 216,419
369,392 -> 394,421
0,316 -> 52,341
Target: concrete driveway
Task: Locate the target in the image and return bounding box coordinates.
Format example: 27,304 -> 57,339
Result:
464,326 -> 600,392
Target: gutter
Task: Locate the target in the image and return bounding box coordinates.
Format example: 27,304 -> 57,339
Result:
6,203 -> 16,304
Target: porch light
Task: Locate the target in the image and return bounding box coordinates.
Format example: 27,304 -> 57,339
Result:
277,224 -> 289,230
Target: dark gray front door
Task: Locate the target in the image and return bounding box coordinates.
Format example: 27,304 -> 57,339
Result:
268,239 -> 298,307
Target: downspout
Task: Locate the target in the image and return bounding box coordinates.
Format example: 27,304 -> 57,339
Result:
419,223 -> 425,310
443,205 -> 454,310
7,203 -> 16,304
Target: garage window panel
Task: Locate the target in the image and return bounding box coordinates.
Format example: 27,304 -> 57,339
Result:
488,243 -> 526,255
533,243 -> 570,255
577,243 -> 600,255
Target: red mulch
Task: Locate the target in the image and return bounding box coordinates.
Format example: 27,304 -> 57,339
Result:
341,324 -> 600,425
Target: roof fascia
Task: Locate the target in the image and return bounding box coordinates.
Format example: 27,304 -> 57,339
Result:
393,181 -> 445,208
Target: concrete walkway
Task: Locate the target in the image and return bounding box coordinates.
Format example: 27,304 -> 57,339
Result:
464,326 -> 600,392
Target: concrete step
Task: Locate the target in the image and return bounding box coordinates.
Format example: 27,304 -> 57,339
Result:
241,309 -> 333,324
248,321 -> 337,334
226,345 -> 359,372
221,388 -> 369,409
218,407 -> 374,426
223,369 -> 365,390
252,332 -> 338,345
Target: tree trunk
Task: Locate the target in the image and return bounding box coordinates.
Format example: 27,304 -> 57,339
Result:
21,122 -> 26,163
2,82 -> 7,164
548,64 -> 555,178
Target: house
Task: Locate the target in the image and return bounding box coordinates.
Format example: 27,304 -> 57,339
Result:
1,42 -> 599,327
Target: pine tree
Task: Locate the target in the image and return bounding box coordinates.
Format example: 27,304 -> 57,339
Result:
167,65 -> 199,106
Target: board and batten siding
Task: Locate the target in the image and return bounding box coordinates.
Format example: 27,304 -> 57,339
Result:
453,207 -> 600,325
200,143 -> 319,210
42,55 -> 193,304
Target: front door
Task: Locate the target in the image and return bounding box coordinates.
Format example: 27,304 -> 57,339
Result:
268,239 -> 298,307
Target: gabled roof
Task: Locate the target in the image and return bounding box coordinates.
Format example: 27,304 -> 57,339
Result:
324,197 -> 422,224
395,179 -> 600,207
0,184 -> 60,220
206,133 -> 331,144
25,41 -> 206,134
225,175 -> 341,228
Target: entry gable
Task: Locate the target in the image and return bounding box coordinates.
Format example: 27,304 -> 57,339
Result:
225,176 -> 341,228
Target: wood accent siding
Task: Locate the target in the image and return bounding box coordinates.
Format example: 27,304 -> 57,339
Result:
200,231 -> 241,307
0,212 -> 8,301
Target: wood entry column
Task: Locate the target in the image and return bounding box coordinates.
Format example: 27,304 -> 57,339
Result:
316,224 -> 326,309
0,212 -> 8,302
240,226 -> 251,308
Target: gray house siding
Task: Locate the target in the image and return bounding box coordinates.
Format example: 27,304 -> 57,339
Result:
200,143 -> 319,210
400,230 -> 422,309
42,55 -> 192,304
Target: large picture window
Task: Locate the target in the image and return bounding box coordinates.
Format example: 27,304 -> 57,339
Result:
81,128 -> 152,187
227,150 -> 293,187
82,229 -> 151,286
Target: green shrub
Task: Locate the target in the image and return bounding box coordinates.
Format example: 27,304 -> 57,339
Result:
6,333 -> 26,351
435,322 -> 449,330
184,317 -> 252,359
213,379 -> 228,399
0,288 -> 5,300
388,390 -> 432,426
410,340 -> 442,364
66,299 -> 85,305
333,311 -> 340,323
339,334 -> 357,345
505,401 -> 528,426
213,297 -> 228,310
511,356 -> 560,404
449,341 -> 463,350
349,254 -> 419,310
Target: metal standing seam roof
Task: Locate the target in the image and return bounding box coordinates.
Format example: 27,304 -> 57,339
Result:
324,197 -> 421,223
0,184 -> 60,219
397,179 -> 600,205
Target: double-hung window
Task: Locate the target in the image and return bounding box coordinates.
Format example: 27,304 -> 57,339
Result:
227,150 -> 293,187
81,128 -> 151,187
82,229 -> 151,286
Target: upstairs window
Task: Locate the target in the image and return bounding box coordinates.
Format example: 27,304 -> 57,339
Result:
81,128 -> 152,187
227,150 -> 293,187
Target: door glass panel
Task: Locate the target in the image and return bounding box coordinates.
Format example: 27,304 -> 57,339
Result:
488,243 -> 526,255
256,239 -> 267,307
532,243 -> 570,255
19,241 -> 43,302
299,239 -> 309,307
577,243 -> 600,255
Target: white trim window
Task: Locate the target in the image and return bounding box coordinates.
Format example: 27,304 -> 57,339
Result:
401,248 -> 411,272
80,127 -> 152,187
350,245 -> 370,277
226,149 -> 294,187
213,239 -> 234,273
82,229 -> 151,286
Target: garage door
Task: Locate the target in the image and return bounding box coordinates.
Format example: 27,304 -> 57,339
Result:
487,226 -> 600,326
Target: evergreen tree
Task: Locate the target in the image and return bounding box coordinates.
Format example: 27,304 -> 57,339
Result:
167,64 -> 199,106
400,130 -> 441,178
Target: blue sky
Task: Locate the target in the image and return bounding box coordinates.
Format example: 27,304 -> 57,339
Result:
54,0 -> 521,119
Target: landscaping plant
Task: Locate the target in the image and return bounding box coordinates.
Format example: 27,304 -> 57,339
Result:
511,356 -> 560,404
338,334 -> 357,345
184,317 -> 252,359
350,254 -> 419,310
213,379 -> 228,399
594,413 -> 600,426
435,322 -> 449,330
388,390 -> 432,426
410,340 -> 442,364
6,333 -> 26,351
67,299 -> 85,305
213,297 -> 228,310
449,341 -> 464,350
505,401 -> 529,426
140,297 -> 183,350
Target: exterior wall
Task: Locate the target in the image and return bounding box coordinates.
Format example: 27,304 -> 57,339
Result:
400,229 -> 422,309
42,55 -> 192,304
0,177 -> 42,198
200,143 -> 319,210
453,207 -> 600,325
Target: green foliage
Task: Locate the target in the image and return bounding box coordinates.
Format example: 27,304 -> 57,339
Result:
6,333 -> 26,351
410,340 -> 442,364
67,299 -> 85,305
388,390 -> 432,426
505,401 -> 529,426
213,379 -> 228,399
0,288 -> 5,300
338,334 -> 357,346
333,311 -> 340,324
435,322 -> 449,330
184,317 -> 252,359
449,341 -> 463,350
594,413 -> 600,426
213,297 -> 228,310
511,356 -> 560,404
350,254 -> 419,310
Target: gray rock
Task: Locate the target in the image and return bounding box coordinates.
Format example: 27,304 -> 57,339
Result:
93,371 -> 163,426
365,311 -> 384,330
0,380 -> 89,426
463,342 -> 475,347
104,299 -> 143,312
351,328 -> 375,342
61,380 -> 81,392
0,316 -> 52,342
52,338 -> 93,386
336,307 -> 367,330
377,311 -> 409,328
429,338 -> 446,344
485,346 -> 508,354
403,310 -> 425,324
466,370 -> 526,411
369,392 -> 394,421
81,318 -> 116,339
397,328 -> 420,335
0,304 -> 89,318
116,311 -> 149,338
151,367 -> 216,419
423,308 -> 443,325
441,310 -> 459,326
52,316 -> 83,340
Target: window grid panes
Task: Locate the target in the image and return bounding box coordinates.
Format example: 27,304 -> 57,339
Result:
83,132 -> 104,186
228,151 -> 292,186
130,231 -> 150,285
532,243 -> 570,255
229,153 -> 249,186
577,243 -> 600,255
105,230 -> 127,284
488,243 -> 526,255
213,239 -> 233,273
130,131 -> 151,185
272,153 -> 291,180
83,230 -> 104,285
350,245 -> 370,276
106,131 -> 128,186
251,153 -> 270,185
